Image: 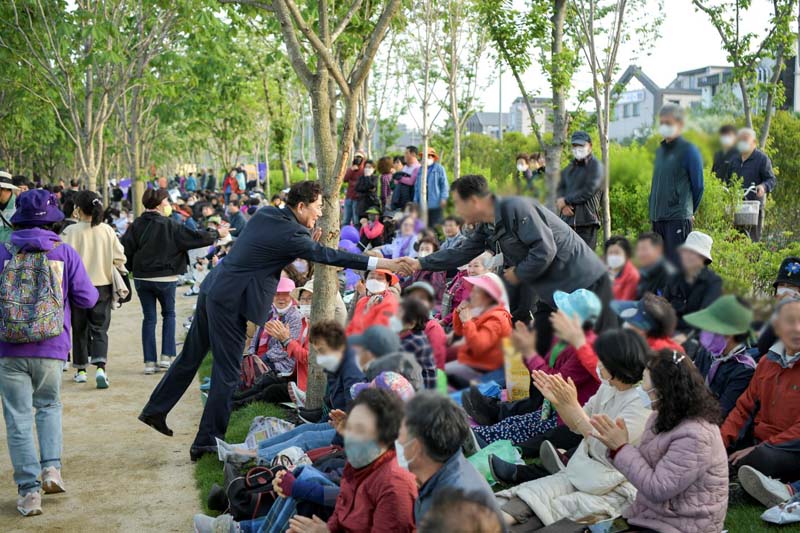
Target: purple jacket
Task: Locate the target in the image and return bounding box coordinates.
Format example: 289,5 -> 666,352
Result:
0,228 -> 99,361
613,415 -> 728,533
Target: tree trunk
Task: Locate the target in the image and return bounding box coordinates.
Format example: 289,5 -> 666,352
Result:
281,158 -> 291,187
758,43 -> 787,147
739,78 -> 753,128
546,0 -> 569,209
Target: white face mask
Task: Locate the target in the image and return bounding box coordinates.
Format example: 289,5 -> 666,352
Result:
777,287 -> 800,298
364,168 -> 374,177
595,364 -> 608,385
365,279 -> 387,295
418,250 -> 431,258
720,134 -> 736,149
389,315 -> 404,334
606,254 -> 626,270
658,123 -> 678,139
737,140 -> 752,153
470,305 -> 485,317
317,353 -> 342,373
426,157 -> 434,167
395,438 -> 416,470
516,163 -> 528,172
292,259 -> 308,274
572,147 -> 589,160
636,385 -> 655,409
298,304 -> 311,318
274,303 -> 292,315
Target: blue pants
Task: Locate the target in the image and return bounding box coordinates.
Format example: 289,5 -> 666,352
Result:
134,279 -> 177,363
257,423 -> 335,464
342,198 -> 359,226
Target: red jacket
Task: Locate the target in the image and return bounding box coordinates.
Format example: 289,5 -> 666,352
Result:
328,449 -> 417,533
287,318 -> 310,391
453,304 -> 513,371
345,292 -> 399,336
721,353 -> 800,448
344,165 -> 365,200
222,175 -> 241,195
612,260 -> 641,301
425,319 -> 447,370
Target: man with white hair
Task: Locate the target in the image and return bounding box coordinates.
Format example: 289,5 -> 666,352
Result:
648,104 -> 705,264
727,127 -> 777,242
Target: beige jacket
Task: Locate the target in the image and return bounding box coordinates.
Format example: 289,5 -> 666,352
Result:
62,221 -> 126,286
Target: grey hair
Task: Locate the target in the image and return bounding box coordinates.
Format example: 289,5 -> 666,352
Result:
738,127 -> 757,141
659,103 -> 685,123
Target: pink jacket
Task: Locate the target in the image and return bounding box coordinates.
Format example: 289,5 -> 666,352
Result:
613,415 -> 728,533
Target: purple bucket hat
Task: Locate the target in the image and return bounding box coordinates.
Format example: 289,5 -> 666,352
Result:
10,190 -> 64,226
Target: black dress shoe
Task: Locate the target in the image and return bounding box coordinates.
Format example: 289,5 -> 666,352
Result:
297,407 -> 323,424
463,386 -> 500,426
488,453 -> 518,486
138,412 -> 173,437
190,445 -> 218,462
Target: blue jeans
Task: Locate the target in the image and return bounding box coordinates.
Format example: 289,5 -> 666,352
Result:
0,358 -> 63,495
257,423 -> 334,463
134,279 -> 177,363
342,198 -> 359,226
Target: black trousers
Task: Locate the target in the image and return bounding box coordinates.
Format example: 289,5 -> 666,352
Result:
142,292 -> 247,448
517,423 -> 583,460
651,218 -> 692,266
573,225 -> 598,251
735,443 -> 800,483
532,273 -> 617,356
233,375 -> 291,408
71,284 -> 113,368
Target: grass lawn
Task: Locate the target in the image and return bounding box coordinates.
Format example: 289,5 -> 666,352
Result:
191,356 -> 800,531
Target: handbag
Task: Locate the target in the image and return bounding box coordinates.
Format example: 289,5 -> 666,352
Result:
240,352 -> 271,392
225,466 -> 278,521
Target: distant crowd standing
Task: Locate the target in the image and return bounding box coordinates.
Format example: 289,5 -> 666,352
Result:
0,102 -> 797,532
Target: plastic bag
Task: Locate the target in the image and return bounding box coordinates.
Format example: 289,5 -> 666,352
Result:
450,380 -> 501,406
244,416 -> 296,450
762,497 -> 800,524
466,439 -> 522,485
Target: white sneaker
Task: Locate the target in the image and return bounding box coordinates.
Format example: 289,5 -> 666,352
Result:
159,355 -> 172,369
17,491 -> 42,516
41,467 -> 65,494
193,513 -> 239,533
73,371 -> 87,383
739,465 -> 791,508
95,368 -> 109,389
144,362 -> 157,375
539,440 -> 566,474
289,382 -> 306,408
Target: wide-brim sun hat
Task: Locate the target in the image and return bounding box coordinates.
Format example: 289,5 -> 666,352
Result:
10,190 -> 64,226
0,171 -> 20,191
276,276 -> 296,294
464,272 -> 509,310
678,231 -> 713,263
554,289 -> 602,325
683,294 -> 753,336
610,300 -> 655,332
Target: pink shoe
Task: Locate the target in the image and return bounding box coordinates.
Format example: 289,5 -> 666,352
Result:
17,491 -> 42,516
41,467 -> 66,494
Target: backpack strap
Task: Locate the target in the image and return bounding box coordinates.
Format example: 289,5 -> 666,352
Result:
0,209 -> 12,229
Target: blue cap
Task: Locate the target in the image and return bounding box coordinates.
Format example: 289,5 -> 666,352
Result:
610,300 -> 655,332
554,289 -> 602,325
348,325 -> 401,357
570,131 -> 591,146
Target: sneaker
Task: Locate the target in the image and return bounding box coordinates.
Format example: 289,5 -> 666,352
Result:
73,371 -> 87,383
41,467 -> 65,494
193,513 -> 239,533
159,355 -> 173,369
184,289 -> 199,297
95,368 -> 109,389
17,491 -> 42,516
488,454 -> 517,486
540,440 -> 567,474
144,362 -> 157,375
289,382 -> 306,408
739,465 -> 791,508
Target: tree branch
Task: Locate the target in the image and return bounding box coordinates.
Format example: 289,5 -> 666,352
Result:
331,0 -> 365,42
349,0 -> 402,89
268,0 -> 316,88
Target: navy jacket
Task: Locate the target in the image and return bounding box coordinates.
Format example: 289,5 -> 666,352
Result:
202,206 -> 370,324
636,258 -> 676,299
663,267 -> 723,331
556,155 -> 604,228
726,149 -> 778,200
324,346 -> 366,413
649,136 -> 704,222
228,211 -> 247,237
420,196 -> 607,307
686,340 -> 755,418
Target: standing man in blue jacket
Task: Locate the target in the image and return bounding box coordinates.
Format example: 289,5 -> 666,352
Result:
414,147 -> 449,226
649,104 -> 704,265
139,181 -> 403,460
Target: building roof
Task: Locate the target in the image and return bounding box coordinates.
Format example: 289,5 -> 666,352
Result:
615,65 -> 662,96
512,96 -> 552,105
662,88 -> 703,95
676,65 -> 731,76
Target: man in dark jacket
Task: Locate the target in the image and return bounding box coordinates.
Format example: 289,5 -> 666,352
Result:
139,181 -> 401,460
711,124 -> 737,180
226,199 -> 247,237
649,104 -> 704,264
727,127 -> 778,242
205,171 -> 216,192
399,174 -> 614,355
556,131 -> 603,249
634,232 -> 676,298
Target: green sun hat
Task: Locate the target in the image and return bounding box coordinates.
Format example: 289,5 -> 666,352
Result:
365,206 -> 381,215
683,295 -> 753,336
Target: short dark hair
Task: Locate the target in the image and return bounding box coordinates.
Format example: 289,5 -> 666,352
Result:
405,145 -> 419,156
348,388 -> 405,446
452,174 -> 490,200
719,124 -> 737,135
70,178 -> 80,187
229,199 -> 240,207
271,194 -> 281,202
444,215 -> 463,227
418,488 -> 504,533
286,180 -> 321,208
393,155 -> 405,166
640,293 -> 678,338
594,329 -> 649,385
12,175 -> 28,187
404,392 -> 469,462
605,235 -> 632,259
637,231 -> 664,248
309,320 -> 346,350
515,153 -> 530,163
648,348 -> 722,434
142,188 -> 169,210
364,159 -> 374,167
401,298 -> 429,332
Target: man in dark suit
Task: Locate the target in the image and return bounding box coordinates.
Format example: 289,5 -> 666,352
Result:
139,181 -> 401,459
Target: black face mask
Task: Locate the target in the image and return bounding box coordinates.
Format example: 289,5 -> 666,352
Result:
353,157 -> 363,166
368,214 -> 378,222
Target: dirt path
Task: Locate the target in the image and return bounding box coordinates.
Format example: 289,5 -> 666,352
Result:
0,288 -> 201,532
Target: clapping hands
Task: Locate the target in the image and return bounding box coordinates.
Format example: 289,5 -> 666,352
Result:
264,320 -> 291,343
532,370 -> 578,409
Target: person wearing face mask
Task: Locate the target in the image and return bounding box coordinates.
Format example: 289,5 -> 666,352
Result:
446,273 -> 512,385
610,293 -> 684,355
346,269 -> 401,336
604,236 -> 640,301
397,298 -> 436,389
370,215 -> 418,260
491,330 -> 651,529
138,182 -> 401,461
682,295 -> 756,418
376,156 -> 394,211
342,149 -> 366,226
514,154 -> 535,194
355,159 -> 380,221
711,124 -> 738,180
555,131 -> 604,250
390,149 -> 419,211
436,251 -> 492,329
756,256 -> 800,355
726,127 -> 777,242
591,349 -> 728,533
122,188 -> 216,374
397,392 -> 497,524
413,147 -> 449,226
404,282 -> 448,370
649,104 -> 705,265
358,206 -> 385,249
400,238 -> 446,304
350,325 -> 424,391
634,231 -> 676,299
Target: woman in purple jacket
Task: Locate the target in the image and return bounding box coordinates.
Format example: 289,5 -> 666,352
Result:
592,348 -> 728,533
0,190 -> 98,517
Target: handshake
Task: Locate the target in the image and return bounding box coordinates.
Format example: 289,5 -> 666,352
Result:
379,257 -> 422,276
